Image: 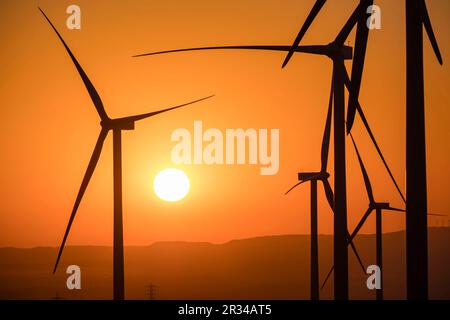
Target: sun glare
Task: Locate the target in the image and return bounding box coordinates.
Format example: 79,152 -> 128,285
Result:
153,168 -> 190,202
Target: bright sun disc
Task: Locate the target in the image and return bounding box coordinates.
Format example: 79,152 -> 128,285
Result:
153,168 -> 190,202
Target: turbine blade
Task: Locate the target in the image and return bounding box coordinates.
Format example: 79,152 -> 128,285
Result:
133,45 -> 330,58
53,128 -> 109,273
342,70 -> 406,203
321,76 -> 333,172
356,101 -> 407,202
321,265 -> 334,290
350,207 -> 373,240
39,8 -> 109,121
427,212 -> 447,217
321,234 -> 366,290
350,133 -> 375,203
420,0 -> 443,65
348,235 -> 366,273
334,2 -> 364,44
322,176 -> 365,273
281,0 -> 327,68
116,95 -> 214,123
346,0 -> 373,134
285,180 -> 309,195
320,179 -> 365,287
376,207 -> 443,217
322,179 -> 334,210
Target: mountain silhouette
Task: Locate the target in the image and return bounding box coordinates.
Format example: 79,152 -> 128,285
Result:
0,228 -> 448,300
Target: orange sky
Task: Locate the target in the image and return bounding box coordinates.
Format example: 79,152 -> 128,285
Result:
0,0 -> 449,247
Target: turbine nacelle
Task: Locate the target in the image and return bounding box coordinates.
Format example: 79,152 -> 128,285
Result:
298,171 -> 330,182
370,202 -> 390,210
326,42 -> 353,60
101,118 -> 135,131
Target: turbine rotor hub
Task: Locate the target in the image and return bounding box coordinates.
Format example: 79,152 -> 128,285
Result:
327,42 -> 353,60
374,202 -> 390,209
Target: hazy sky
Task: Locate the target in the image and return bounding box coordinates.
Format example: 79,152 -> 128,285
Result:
0,0 -> 449,247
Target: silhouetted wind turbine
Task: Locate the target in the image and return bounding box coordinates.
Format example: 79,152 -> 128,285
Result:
348,134 -> 403,300
39,8 -> 213,300
337,134 -> 404,300
285,80 -> 334,301
404,0 -> 443,300
321,134 -> 445,299
134,0 -> 393,300
282,0 -> 374,300
285,78 -> 365,300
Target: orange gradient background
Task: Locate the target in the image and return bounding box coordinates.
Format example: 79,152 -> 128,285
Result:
0,0 -> 449,247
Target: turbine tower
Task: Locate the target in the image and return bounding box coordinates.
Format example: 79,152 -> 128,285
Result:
39,8 -> 212,300
405,0 -> 443,300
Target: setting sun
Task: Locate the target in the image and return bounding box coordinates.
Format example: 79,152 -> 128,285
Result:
153,168 -> 190,202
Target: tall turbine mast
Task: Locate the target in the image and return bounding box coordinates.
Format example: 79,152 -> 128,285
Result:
405,0 -> 443,300
40,8 -> 213,300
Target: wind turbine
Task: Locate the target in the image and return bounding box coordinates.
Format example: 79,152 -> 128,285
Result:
39,8 -> 213,300
282,0 -> 373,300
320,133 -> 445,299
404,0 -> 443,300
134,1 -> 399,300
285,77 -> 363,300
344,133 -> 404,301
